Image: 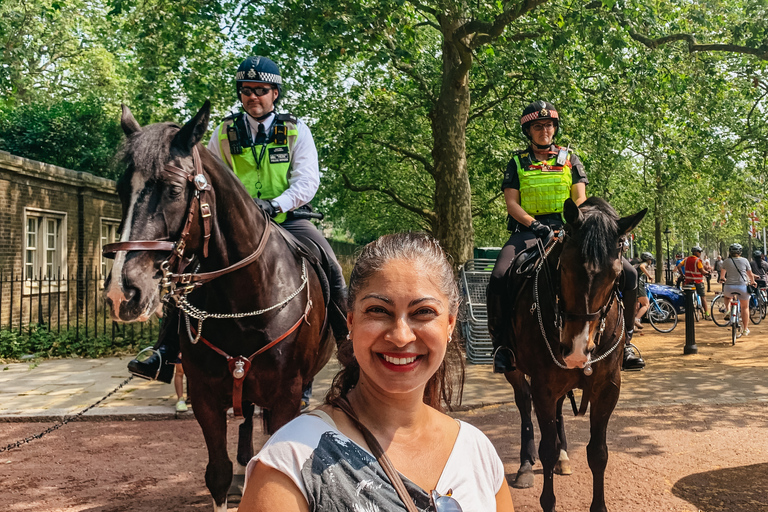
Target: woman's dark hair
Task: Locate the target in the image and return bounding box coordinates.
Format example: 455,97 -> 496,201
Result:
325,232 -> 464,411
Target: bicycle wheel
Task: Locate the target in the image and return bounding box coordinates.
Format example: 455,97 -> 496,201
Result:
649,298 -> 678,333
710,295 -> 730,327
749,293 -> 763,325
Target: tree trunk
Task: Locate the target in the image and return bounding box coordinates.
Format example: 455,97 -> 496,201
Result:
431,23 -> 474,266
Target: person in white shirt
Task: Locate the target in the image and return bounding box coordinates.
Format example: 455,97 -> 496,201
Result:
239,232 -> 516,512
719,243 -> 757,335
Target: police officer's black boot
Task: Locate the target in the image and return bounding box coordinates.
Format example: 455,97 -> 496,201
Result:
328,265 -> 349,345
487,278 -> 515,374
127,306 -> 179,384
620,287 -> 645,371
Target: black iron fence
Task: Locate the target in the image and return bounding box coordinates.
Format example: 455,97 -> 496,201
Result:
0,269 -> 159,359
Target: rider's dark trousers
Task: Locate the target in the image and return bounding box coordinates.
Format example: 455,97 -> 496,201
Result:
280,218 -> 348,340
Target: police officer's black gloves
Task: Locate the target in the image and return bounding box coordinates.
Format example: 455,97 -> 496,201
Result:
254,198 -> 277,218
529,220 -> 552,239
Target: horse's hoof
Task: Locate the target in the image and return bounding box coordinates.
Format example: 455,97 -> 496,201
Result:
554,458 -> 572,475
512,469 -> 535,488
227,473 -> 245,502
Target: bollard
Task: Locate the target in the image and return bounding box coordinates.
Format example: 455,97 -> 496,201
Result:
683,285 -> 698,354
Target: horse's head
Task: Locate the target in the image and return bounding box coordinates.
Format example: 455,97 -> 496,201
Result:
104,102 -> 212,322
558,197 -> 647,369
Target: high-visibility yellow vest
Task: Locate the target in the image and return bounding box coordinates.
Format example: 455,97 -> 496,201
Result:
515,151 -> 573,216
217,113 -> 299,223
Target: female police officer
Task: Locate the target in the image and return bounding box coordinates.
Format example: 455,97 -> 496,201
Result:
486,100 -> 644,374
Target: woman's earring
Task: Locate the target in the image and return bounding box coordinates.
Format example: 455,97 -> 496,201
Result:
346,332 -> 351,341
448,333 -> 452,343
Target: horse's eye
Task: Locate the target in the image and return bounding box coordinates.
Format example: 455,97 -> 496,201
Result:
168,184 -> 184,198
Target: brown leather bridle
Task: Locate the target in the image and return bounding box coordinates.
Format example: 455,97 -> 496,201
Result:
102,145 -> 272,298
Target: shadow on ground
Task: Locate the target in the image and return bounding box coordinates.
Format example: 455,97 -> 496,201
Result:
672,462 -> 768,512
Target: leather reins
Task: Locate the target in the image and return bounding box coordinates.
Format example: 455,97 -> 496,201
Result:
103,145 -> 313,417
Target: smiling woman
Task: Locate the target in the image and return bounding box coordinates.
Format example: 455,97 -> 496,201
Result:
239,232 -> 515,512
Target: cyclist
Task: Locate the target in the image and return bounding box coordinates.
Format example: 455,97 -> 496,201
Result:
676,246 -> 710,319
634,252 -> 654,329
750,250 -> 768,285
718,243 -> 757,335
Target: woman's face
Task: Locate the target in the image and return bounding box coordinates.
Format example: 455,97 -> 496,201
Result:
348,258 -> 456,397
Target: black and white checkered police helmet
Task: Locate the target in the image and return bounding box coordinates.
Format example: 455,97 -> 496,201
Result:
235,56 -> 283,103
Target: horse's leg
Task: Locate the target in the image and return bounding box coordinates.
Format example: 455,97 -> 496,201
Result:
228,402 -> 256,502
505,370 -> 536,488
192,386 -> 232,512
554,395 -> 572,476
533,391 -> 560,512
587,382 -> 620,512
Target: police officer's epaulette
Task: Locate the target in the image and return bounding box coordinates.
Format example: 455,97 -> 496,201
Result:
275,113 -> 298,124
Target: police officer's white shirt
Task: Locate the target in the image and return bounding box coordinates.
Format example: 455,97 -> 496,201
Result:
207,111 -> 319,213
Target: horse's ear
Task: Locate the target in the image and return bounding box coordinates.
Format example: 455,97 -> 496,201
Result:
120,104 -> 141,136
617,208 -> 648,236
173,100 -> 211,152
563,198 -> 582,227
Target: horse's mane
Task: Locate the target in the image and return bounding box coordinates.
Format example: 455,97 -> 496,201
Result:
120,123 -> 179,170
575,197 -> 620,268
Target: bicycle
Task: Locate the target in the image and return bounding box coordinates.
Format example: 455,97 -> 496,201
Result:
729,292 -> 743,345
748,282 -> 768,323
711,291 -> 746,344
645,287 -> 678,333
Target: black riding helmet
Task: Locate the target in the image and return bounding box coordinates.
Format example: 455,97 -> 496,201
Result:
521,100 -> 560,147
236,56 -> 283,105
754,250 -> 763,259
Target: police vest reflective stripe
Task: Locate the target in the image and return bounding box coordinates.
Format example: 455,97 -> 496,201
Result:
684,256 -> 704,283
514,152 -> 573,216
217,116 -> 299,224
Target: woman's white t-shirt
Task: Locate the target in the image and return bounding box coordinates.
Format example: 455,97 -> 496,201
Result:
245,411 -> 505,512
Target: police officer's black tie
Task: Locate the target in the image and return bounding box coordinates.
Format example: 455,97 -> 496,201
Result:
255,122 -> 267,145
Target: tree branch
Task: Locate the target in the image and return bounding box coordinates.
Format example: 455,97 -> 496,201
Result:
358,132 -> 435,174
383,34 -> 438,104
341,173 -> 437,222
454,0 -> 550,49
627,31 -> 768,60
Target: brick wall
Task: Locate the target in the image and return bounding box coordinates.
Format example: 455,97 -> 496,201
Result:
0,151 -> 121,327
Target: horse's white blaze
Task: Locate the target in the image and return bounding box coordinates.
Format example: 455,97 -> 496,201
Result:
105,173 -> 143,315
213,499 -> 227,512
564,322 -> 590,369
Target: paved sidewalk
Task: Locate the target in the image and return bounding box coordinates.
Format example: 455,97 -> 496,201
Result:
1,318 -> 767,421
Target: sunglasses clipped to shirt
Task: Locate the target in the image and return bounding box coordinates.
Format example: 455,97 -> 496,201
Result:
430,490 -> 463,512
239,86 -> 274,97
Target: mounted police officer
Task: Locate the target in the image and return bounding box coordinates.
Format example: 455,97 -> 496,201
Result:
486,100 -> 644,374
128,57 -> 348,406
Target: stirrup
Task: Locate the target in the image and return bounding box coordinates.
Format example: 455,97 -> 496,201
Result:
128,347 -> 163,380
492,346 -> 516,374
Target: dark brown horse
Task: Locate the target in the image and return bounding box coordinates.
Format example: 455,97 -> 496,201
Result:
503,197 -> 646,512
103,102 -> 334,511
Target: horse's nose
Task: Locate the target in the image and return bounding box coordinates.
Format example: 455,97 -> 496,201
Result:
105,283 -> 139,321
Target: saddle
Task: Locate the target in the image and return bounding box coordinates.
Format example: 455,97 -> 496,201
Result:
271,221 -> 332,312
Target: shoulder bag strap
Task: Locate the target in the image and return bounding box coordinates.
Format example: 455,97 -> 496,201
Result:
332,397 -> 420,512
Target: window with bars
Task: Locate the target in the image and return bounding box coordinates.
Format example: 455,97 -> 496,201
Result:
100,219 -> 121,277
24,211 -> 65,280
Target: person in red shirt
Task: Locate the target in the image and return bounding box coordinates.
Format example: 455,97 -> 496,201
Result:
676,246 -> 710,319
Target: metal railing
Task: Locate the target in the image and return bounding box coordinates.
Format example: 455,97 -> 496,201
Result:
0,268 -> 158,344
